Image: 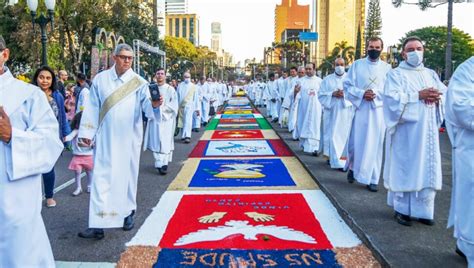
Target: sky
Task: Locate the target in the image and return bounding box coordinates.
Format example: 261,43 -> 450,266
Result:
188,0 -> 474,64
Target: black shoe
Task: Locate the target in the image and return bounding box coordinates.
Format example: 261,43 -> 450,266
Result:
202,122 -> 208,127
336,168 -> 345,172
159,165 -> 168,175
78,228 -> 105,240
394,212 -> 412,226
456,246 -> 467,260
326,159 -> 330,166
272,118 -> 278,123
418,218 -> 435,226
123,210 -> 135,231
192,128 -> 200,132
347,170 -> 355,183
367,184 -> 378,192
184,137 -> 191,143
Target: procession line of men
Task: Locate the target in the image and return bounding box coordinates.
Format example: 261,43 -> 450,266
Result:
1,32 -> 472,267
247,36 -> 473,264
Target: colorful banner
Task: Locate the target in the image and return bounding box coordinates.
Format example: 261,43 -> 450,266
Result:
188,159 -> 295,187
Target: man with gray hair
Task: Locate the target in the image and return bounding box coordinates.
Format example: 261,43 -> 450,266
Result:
0,35 -> 64,267
77,43 -> 163,239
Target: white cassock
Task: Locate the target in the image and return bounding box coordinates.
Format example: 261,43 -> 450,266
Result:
209,83 -> 219,113
285,76 -> 304,139
0,69 -> 63,268
278,77 -> 289,126
197,82 -> 209,125
295,75 -> 323,153
143,83 -> 178,168
318,73 -> 354,169
248,83 -> 255,101
255,82 -> 265,106
343,57 -> 391,185
445,56 -> 474,265
276,77 -> 286,119
177,81 -> 199,139
383,61 -> 446,219
220,83 -> 228,103
76,87 -> 90,113
281,76 -> 297,128
79,67 -> 158,228
266,80 -> 279,118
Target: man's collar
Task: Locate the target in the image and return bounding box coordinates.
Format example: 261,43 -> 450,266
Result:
111,65 -> 133,81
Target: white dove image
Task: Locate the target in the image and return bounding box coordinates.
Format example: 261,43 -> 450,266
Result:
174,220 -> 317,246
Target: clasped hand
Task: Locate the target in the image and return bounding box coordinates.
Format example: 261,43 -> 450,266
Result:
152,96 -> 164,108
419,87 -> 442,105
0,107 -> 12,143
363,89 -> 376,101
332,89 -> 344,98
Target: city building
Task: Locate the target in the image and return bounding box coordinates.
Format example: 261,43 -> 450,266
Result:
165,14 -> 199,45
211,22 -> 222,52
274,0 -> 310,43
165,0 -> 188,14
156,0 -> 166,39
314,0 -> 365,65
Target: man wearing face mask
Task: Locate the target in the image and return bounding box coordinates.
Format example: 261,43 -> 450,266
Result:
343,37 -> 392,192
318,58 -> 354,170
383,36 -> 446,227
177,72 -> 200,143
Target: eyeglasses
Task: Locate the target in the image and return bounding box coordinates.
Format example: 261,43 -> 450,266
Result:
116,55 -> 134,61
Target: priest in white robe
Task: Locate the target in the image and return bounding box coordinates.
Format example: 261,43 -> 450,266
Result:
77,44 -> 162,239
446,56 -> 474,265
295,63 -> 323,154
255,78 -> 265,107
318,58 -> 353,170
281,67 -> 298,128
0,37 -> 63,267
343,37 -> 391,192
276,71 -> 287,124
285,66 -> 306,140
177,72 -> 200,143
383,37 -> 446,226
143,68 -> 178,175
209,78 -> 219,116
266,73 -> 279,120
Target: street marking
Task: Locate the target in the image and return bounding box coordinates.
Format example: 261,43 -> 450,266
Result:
42,173 -> 85,199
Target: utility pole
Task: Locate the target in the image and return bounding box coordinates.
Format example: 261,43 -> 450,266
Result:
445,0 -> 453,80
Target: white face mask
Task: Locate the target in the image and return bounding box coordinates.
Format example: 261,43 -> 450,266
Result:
184,78 -> 191,83
335,66 -> 345,75
406,51 -> 423,67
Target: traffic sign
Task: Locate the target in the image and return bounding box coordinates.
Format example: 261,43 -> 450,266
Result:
299,32 -> 318,42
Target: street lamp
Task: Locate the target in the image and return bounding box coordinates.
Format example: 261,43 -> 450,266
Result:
27,0 -> 56,66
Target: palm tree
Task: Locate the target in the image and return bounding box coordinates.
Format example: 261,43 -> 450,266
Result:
318,41 -> 355,77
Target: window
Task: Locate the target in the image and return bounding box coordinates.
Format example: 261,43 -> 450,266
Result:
190,18 -> 194,38
168,18 -> 172,35
175,18 -> 180,37
182,18 -> 187,38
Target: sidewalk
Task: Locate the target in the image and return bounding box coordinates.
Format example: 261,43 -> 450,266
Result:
262,109 -> 466,268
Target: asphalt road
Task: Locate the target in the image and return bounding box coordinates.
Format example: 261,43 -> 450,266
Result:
260,108 -> 467,268
42,128 -> 205,263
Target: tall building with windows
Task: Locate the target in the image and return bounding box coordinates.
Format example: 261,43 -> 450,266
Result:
274,0 -> 310,43
315,0 -> 365,65
165,14 -> 199,45
165,0 -> 188,14
211,22 -> 222,52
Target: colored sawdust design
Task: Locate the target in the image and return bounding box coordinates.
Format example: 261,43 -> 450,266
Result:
334,245 -> 381,268
257,118 -> 272,129
201,130 -> 279,140
189,140 -> 293,158
223,110 -> 253,114
216,123 -> 260,130
219,118 -> 257,124
154,249 -> 340,267
211,130 -> 264,140
221,114 -> 254,119
117,246 -> 160,268
158,193 -> 333,250
167,157 -> 317,190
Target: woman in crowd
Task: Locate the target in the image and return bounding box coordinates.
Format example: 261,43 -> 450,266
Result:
32,66 -> 71,207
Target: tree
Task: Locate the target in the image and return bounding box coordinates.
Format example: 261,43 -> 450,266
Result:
365,0 -> 382,47
400,26 -> 473,78
355,24 -> 363,60
392,0 -> 460,79
318,41 -> 355,77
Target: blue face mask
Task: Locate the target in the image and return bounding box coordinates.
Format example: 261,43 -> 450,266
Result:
406,51 -> 424,67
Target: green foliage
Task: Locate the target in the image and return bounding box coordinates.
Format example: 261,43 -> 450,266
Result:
400,26 -> 473,74
355,24 -> 362,60
365,0 -> 382,41
319,41 -> 355,77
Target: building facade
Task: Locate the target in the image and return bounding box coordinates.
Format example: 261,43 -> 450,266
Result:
274,0 -> 310,43
165,14 -> 199,45
211,22 -> 222,52
315,0 -> 365,65
165,0 -> 188,14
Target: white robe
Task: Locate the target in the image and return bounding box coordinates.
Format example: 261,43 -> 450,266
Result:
143,83 -> 178,167
76,87 -> 90,113
343,57 -> 391,185
445,56 -> 474,265
79,67 -> 158,228
276,77 -> 286,119
177,82 -> 199,138
318,73 -> 354,169
197,82 -> 210,124
209,82 -> 219,112
285,77 -> 304,139
295,75 -> 323,153
0,69 -> 63,268
266,80 -> 279,118
254,82 -> 265,106
383,61 -> 446,218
